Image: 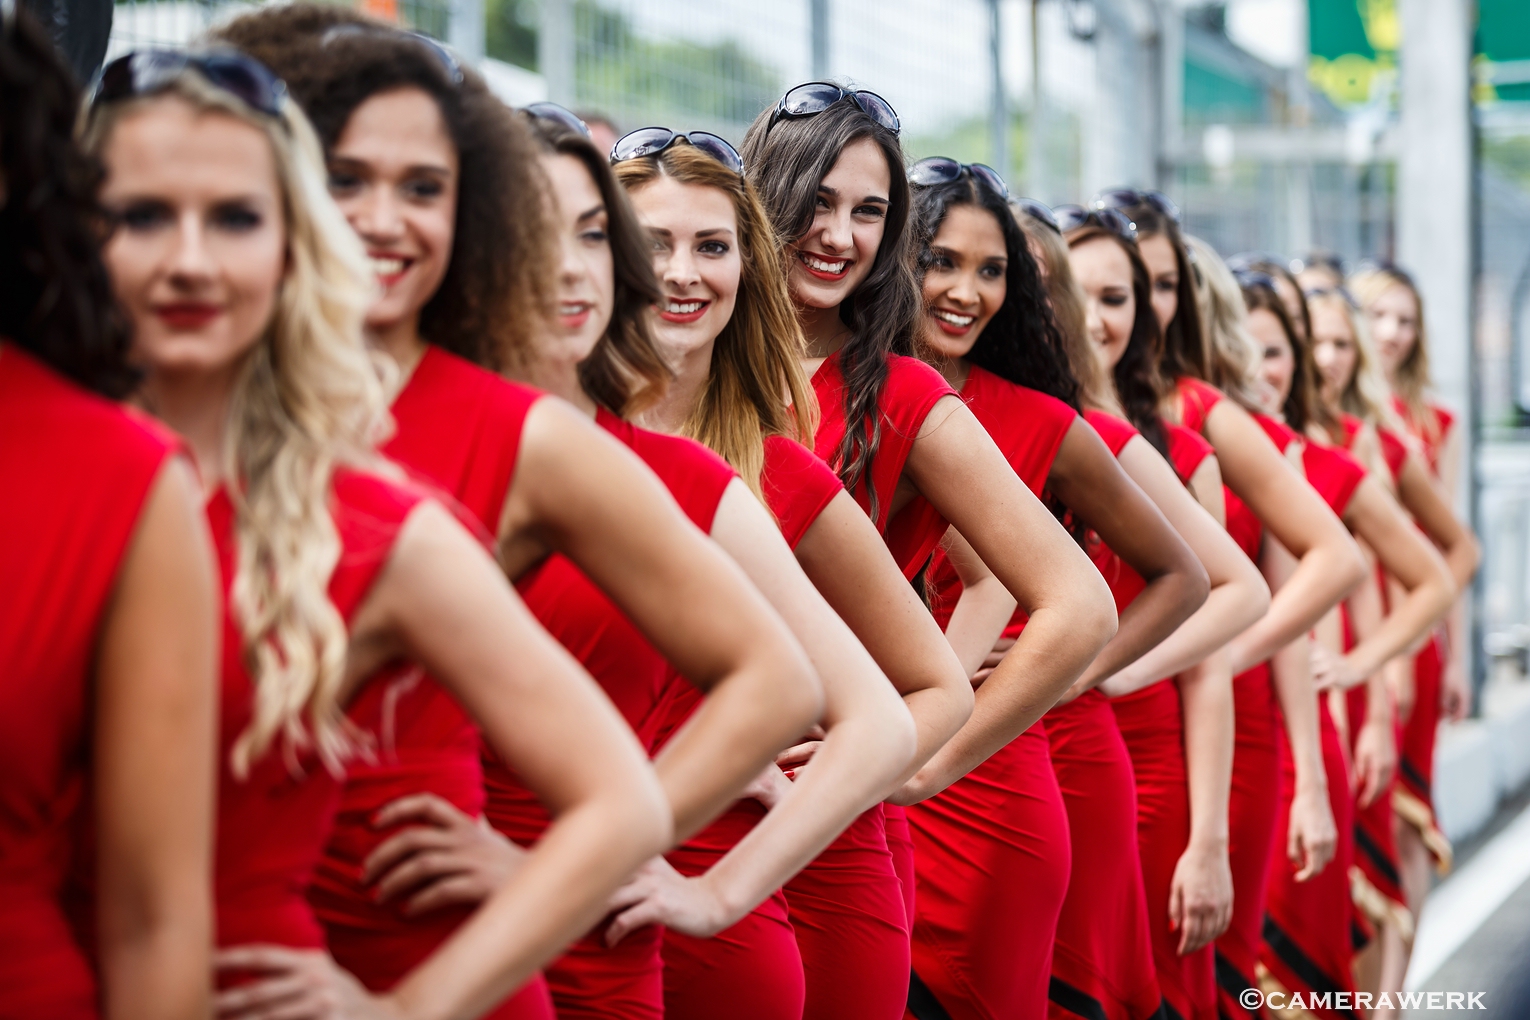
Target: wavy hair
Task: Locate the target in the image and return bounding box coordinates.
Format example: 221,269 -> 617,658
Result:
1242,277 -> 1331,436
911,174 -> 1078,410
85,73 -> 390,778
1349,266 -> 1436,443
1185,235 -> 1262,410
1064,224 -> 1170,457
614,144 -> 815,498
1308,287 -> 1398,435
740,96 -> 920,522
0,7 -> 136,396
526,116 -> 671,416
1120,201 -> 1210,386
214,3 -> 554,371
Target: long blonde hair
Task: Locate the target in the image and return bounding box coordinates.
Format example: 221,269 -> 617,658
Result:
1307,288 -> 1400,433
614,144 -> 816,499
85,72 -> 391,777
1185,234 -> 1262,410
1349,267 -> 1436,442
1014,208 -> 1110,412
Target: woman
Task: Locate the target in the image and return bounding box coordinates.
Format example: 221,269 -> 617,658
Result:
213,13 -> 824,1017
1112,197 -> 1365,1020
612,132 -> 974,1020
905,166 -> 1264,1020
0,17 -> 218,1019
1062,212 -> 1244,1020
1241,271 -> 1455,1014
1304,281 -> 1478,997
86,52 -> 673,1018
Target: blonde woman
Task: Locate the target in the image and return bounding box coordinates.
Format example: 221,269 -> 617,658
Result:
86,52 -> 670,1019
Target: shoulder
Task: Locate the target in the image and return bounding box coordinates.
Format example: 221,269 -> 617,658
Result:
762,435 -> 844,549
1429,401 -> 1457,435
331,467 -> 429,527
1083,408 -> 1139,456
408,345 -> 545,424
598,410 -> 737,528
1304,442 -> 1367,515
1252,412 -> 1297,452
1174,375 -> 1224,431
884,353 -> 956,399
1164,421 -> 1215,483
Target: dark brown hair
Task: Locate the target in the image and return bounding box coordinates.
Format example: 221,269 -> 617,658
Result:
1123,202 -> 1210,386
1,6 -> 135,396
214,3 -> 552,371
740,98 -> 920,522
1242,278 -> 1332,437
526,117 -> 671,417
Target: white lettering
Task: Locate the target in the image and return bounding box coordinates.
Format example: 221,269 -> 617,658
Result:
1447,993 -> 1465,1009
1468,993 -> 1486,1009
1356,993 -> 1374,1011
1428,993 -> 1444,1009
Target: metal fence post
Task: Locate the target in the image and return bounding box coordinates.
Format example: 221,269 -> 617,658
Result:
811,0 -> 830,80
988,0 -> 1008,182
541,0 -> 576,106
448,0 -> 483,61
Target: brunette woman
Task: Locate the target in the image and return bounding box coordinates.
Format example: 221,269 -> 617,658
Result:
1240,270 -> 1454,1014
1105,196 -> 1365,1019
213,13 -> 823,1016
87,53 -> 674,1018
612,133 -> 973,1020
904,164 -> 1225,1020
741,95 -> 1119,977
0,16 -> 218,1019
1303,282 -> 1478,997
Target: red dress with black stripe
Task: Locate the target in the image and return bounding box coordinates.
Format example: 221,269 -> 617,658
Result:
0,348 -> 179,1020
1253,419 -> 1367,1020
1172,378 -> 1286,1020
1390,398 -> 1455,869
791,351 -> 956,1020
309,346 -> 554,1018
910,369 -> 1075,1020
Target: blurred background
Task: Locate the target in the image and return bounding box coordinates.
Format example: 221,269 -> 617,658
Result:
44,0 -> 1530,858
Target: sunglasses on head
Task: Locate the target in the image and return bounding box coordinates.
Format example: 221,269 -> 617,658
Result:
319,23 -> 463,85
907,157 -> 1008,199
1011,197 -> 1060,234
1093,187 -> 1181,225
610,127 -> 744,175
92,49 -> 287,119
524,102 -> 591,139
1053,204 -> 1138,243
767,82 -> 900,137
1233,268 -> 1280,293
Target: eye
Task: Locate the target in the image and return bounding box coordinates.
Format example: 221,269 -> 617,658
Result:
1155,277 -> 1178,291
1101,292 -> 1129,307
580,226 -> 608,245
210,202 -> 263,232
403,176 -> 445,201
116,200 -> 172,231
929,253 -> 954,270
980,263 -> 1005,280
853,204 -> 885,219
328,170 -> 362,194
698,240 -> 730,256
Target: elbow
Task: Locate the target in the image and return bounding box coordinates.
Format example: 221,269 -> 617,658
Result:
776,646 -> 827,738
1246,574 -> 1273,629
628,768 -> 675,860
1078,572 -> 1120,656
1336,537 -> 1369,596
1181,560 -> 1212,619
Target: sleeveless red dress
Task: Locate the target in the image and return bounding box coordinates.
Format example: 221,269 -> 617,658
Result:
213,472 -> 423,967
307,346 -> 554,1018
908,370 -> 1075,1020
1390,397 -> 1455,870
753,350 -> 954,1020
1173,378 -> 1292,1020
0,347 -> 179,1020
645,433 -> 842,1020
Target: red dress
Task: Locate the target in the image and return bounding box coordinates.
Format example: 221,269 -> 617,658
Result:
1251,417 -> 1367,1020
1390,397 -> 1455,870
0,348 -> 179,1020
213,472 -> 423,966
308,346 -> 554,1018
909,370 -> 1076,1020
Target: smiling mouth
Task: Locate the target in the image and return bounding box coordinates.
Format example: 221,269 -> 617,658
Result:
369,255 -> 413,285
659,298 -> 711,323
797,251 -> 850,279
559,301 -> 593,326
932,308 -> 976,334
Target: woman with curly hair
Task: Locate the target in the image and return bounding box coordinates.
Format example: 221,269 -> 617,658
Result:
0,13 -> 218,1019
85,48 -> 679,1018
210,12 -> 824,1016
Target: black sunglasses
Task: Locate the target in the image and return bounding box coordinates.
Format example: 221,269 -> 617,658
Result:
320,23 -> 463,85
610,127 -> 744,175
92,49 -> 287,119
767,82 -> 900,136
1093,187 -> 1181,225
1011,197 -> 1060,234
524,102 -> 591,139
1053,204 -> 1138,243
1233,268 -> 1280,292
907,157 -> 1008,199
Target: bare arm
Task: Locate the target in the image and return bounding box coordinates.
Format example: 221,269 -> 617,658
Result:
791,491 -> 972,787
96,458 -> 219,1020
503,399 -> 823,840
1203,400 -> 1366,672
899,397 -> 1117,800
1046,420 -> 1209,690
1335,555 -> 1397,809
1098,442 -> 1269,697
1171,650 -> 1235,953
939,525 -> 1022,679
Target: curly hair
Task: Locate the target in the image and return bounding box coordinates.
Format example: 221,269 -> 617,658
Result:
911,173 -> 1078,410
740,97 -> 921,523
0,7 -> 136,397
213,3 -> 553,371
1064,224 -> 1170,458
525,116 -> 672,417
614,143 -> 816,499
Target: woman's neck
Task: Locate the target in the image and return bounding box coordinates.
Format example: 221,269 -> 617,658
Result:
512,349 -> 598,418
368,315 -> 430,397
640,338 -> 714,435
930,353 -> 971,392
798,301 -> 852,360
139,366 -> 243,494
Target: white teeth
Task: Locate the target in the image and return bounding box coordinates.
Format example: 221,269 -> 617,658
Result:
801,253 -> 848,275
934,309 -> 975,327
370,257 -> 406,276
666,301 -> 705,314
559,303 -> 587,315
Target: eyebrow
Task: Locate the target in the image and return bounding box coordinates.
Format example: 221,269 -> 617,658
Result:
330,155 -> 454,178
576,204 -> 606,223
